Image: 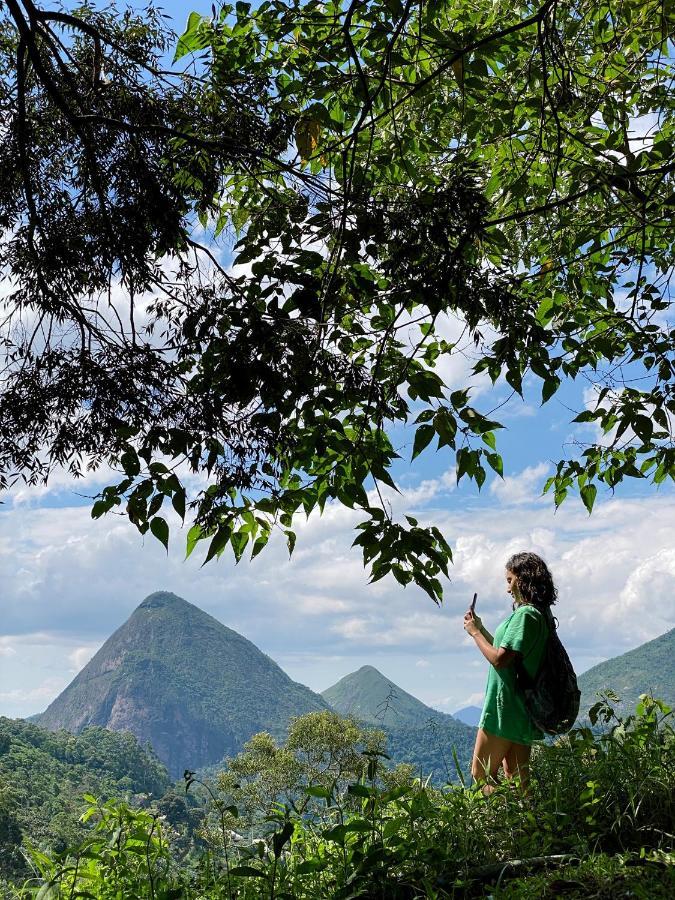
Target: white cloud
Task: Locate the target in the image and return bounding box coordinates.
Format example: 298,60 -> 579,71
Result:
489,462 -> 551,505
0,677 -> 69,704
1,460 -> 674,718
431,691 -> 484,713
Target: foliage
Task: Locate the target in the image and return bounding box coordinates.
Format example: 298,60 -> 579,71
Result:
0,717 -> 170,878
495,854 -> 675,899
7,696 -> 673,898
1,0 -> 673,600
211,710 -> 389,824
19,797 -> 176,899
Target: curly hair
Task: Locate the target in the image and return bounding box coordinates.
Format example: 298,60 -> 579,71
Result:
505,551 -> 558,609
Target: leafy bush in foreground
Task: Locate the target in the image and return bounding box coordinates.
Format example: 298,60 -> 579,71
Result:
10,696 -> 674,898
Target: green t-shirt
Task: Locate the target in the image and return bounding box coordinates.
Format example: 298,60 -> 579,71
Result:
478,604 -> 549,746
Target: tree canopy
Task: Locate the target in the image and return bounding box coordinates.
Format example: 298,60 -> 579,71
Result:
1,0 -> 673,601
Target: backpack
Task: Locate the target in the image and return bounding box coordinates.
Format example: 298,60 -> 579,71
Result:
515,609 -> 581,735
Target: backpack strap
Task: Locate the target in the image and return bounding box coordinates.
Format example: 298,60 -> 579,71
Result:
514,606 -> 548,689
520,605 -> 549,662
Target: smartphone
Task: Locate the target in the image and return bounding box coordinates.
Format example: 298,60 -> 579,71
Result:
470,592 -> 478,613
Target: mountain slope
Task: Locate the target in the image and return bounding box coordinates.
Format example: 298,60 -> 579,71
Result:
578,626 -> 675,716
322,665 -> 447,728
322,666 -> 476,782
0,718 -> 170,877
37,592 -> 329,776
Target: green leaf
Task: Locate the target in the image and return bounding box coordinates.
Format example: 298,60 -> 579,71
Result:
203,526 -> 230,565
120,448 -> 140,477
174,12 -> 209,62
344,818 -> 372,833
272,821 -> 294,858
229,865 -> 269,878
433,407 -> 457,448
542,376 -> 561,404
91,499 -> 110,519
347,783 -> 373,798
412,424 -> 435,460
580,483 -> 597,514
150,516 -> 169,551
296,859 -> 329,874
305,785 -> 332,800
486,452 -> 503,477
251,530 -> 270,559
185,523 -> 202,559
231,530 -> 248,562
172,489 -> 186,521
482,430 -> 497,450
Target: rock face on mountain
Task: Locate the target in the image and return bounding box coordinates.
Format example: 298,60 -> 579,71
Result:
578,626 -> 674,717
37,592 -> 329,776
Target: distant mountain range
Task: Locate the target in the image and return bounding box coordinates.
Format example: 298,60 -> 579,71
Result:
34,591 -> 673,782
577,626 -> 674,716
35,591 -> 475,781
453,705 -> 482,727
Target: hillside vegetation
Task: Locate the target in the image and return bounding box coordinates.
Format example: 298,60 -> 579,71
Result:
5,696 -> 673,899
0,718 -> 169,879
322,666 -> 443,727
322,666 -> 476,780
578,627 -> 675,717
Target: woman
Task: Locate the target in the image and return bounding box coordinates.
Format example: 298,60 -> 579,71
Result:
463,551 -> 556,793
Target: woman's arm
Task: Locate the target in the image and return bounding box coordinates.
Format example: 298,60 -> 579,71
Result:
479,622 -> 494,644
469,630 -> 518,670
463,611 -> 517,669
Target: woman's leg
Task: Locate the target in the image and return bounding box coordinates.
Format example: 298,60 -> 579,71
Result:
502,740 -> 532,792
471,728 -> 513,794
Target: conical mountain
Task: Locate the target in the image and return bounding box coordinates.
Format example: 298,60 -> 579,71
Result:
578,626 -> 675,716
322,666 -> 477,782
37,591 -> 329,777
322,665 -> 456,728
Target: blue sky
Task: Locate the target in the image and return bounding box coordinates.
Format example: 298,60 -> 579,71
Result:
1,1 -> 674,722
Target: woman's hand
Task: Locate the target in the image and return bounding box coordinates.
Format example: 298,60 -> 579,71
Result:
463,610 -> 482,637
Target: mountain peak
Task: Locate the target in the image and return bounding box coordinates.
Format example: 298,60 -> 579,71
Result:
354,665 -> 383,676
138,591 -> 187,610
322,666 -> 454,728
36,592 -> 328,776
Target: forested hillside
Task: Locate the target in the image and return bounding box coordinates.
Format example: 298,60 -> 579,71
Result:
0,719 -> 169,878
322,666 -> 476,779
578,628 -> 675,716
322,665 -> 448,727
